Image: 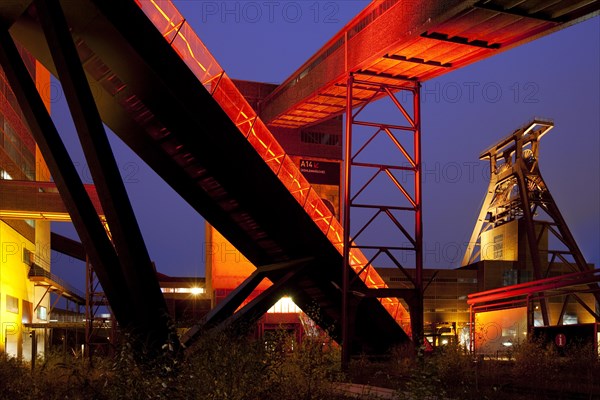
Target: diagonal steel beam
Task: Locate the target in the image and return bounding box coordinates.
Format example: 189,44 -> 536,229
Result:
34,0 -> 174,349
181,258 -> 312,345
0,28 -> 134,326
516,166 -> 549,325
198,269 -> 266,331
224,267 -> 306,331
50,232 -> 86,261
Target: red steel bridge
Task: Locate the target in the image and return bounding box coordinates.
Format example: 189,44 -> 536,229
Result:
0,0 -> 597,356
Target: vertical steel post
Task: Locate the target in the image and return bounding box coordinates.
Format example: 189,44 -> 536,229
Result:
412,83 -> 424,347
341,73 -> 354,370
30,330 -> 36,371
85,256 -> 92,361
526,294 -> 533,336
342,76 -> 424,361
469,304 -> 474,353
594,323 -> 598,358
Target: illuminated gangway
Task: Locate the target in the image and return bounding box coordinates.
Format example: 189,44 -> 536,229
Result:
3,0 -> 409,353
260,0 -> 599,127
136,0 -> 412,341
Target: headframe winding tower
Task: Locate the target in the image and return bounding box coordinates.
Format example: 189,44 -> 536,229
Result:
462,119 -> 599,325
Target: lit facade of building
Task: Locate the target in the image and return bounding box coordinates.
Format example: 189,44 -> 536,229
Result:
0,47 -> 53,359
376,267 -> 478,347
378,260 -> 596,352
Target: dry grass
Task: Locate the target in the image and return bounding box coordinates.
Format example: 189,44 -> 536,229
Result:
1,335 -> 598,399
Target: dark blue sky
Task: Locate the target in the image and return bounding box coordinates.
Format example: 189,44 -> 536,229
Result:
51,2 -> 599,285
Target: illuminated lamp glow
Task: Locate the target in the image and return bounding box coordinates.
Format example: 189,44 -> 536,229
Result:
268,296 -> 301,314
190,287 -> 203,296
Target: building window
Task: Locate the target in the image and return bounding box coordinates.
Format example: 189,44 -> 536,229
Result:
389,277 -> 409,282
502,270 -> 518,287
22,300 -> 32,323
160,287 -> 205,295
502,327 -> 517,337
23,248 -> 34,265
6,295 -> 19,314
563,313 -> 578,325
37,306 -> 47,321
300,131 -> 341,146
0,169 -> 13,180
519,270 -> 533,283
493,234 -> 503,259
433,278 -> 463,283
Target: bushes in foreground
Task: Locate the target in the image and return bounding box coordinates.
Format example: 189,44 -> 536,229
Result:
0,330 -> 342,400
346,340 -> 599,400
1,333 -> 598,399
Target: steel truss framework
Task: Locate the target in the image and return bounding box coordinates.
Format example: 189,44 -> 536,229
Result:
85,257 -> 116,359
342,73 -> 423,366
462,119 -> 600,327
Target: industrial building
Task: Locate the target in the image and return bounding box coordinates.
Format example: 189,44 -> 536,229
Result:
0,46 -> 55,360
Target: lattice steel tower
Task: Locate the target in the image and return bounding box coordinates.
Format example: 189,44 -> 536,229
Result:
462,119 -> 599,325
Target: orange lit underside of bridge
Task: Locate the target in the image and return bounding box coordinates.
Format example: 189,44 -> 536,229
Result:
259,0 -> 598,128
0,180 -> 103,221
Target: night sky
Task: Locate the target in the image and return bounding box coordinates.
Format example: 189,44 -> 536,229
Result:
51,2 -> 599,287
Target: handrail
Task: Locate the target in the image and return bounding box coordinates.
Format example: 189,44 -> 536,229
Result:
261,0 -> 398,103
467,269 -> 600,305
28,264 -> 85,300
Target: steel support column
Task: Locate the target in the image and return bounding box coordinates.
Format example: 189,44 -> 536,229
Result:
342,73 -> 423,367
412,83 -> 424,349
0,29 -> 133,326
515,167 -> 550,325
469,304 -> 474,353
35,0 -> 174,350
341,73 -> 354,369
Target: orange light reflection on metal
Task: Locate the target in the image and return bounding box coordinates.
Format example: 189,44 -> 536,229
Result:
138,0 -> 410,332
